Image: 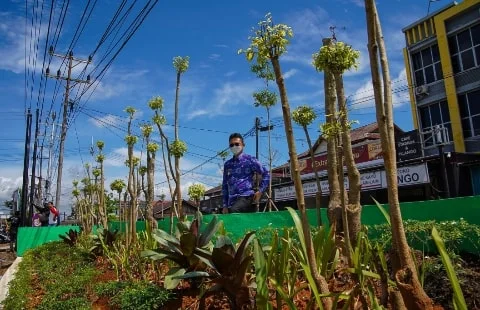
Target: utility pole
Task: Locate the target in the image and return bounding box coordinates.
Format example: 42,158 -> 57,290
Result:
21,109 -> 33,226
45,47 -> 91,210
255,117 -> 274,159
28,108 -> 40,226
45,112 -> 56,201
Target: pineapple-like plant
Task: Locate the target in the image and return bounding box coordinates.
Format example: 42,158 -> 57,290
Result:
207,231 -> 256,309
59,229 -> 81,247
142,213 -> 221,289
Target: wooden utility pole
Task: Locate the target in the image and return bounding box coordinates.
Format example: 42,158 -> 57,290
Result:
28,108 -> 40,226
45,48 -> 91,210
21,109 -> 32,226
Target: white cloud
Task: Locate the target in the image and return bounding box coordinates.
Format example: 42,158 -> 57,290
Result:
0,176 -> 23,202
186,80 -> 262,120
0,11 -> 48,74
224,71 -> 236,77
88,114 -> 122,128
350,68 -> 409,110
214,44 -> 228,48
84,68 -> 150,101
283,69 -> 299,79
209,53 -> 221,61
104,147 -> 144,167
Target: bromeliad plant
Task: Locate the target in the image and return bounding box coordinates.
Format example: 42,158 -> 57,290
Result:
206,231 -> 256,309
59,229 -> 81,247
142,213 -> 221,289
90,228 -> 120,257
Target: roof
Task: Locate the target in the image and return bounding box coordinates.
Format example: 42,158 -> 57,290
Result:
205,185 -> 222,196
273,121 -> 405,173
297,122 -> 384,158
152,199 -> 197,215
401,2 -> 457,32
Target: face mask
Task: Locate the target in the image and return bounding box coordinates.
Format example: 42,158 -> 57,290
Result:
230,145 -> 242,155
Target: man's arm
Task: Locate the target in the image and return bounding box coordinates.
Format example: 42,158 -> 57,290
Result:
221,162 -> 229,212
252,158 -> 270,199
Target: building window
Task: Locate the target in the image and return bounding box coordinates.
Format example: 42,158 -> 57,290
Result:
448,23 -> 480,74
459,90 -> 480,138
411,44 -> 443,86
419,101 -> 452,146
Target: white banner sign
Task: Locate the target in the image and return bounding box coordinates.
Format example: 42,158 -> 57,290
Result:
383,164 -> 429,187
274,164 -> 429,201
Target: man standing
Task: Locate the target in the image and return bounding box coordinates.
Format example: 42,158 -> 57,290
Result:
222,133 -> 270,214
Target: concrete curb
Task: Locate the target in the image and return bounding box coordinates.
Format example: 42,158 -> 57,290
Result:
0,257 -> 22,307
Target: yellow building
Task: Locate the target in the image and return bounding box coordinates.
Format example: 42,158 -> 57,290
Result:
403,0 -> 480,195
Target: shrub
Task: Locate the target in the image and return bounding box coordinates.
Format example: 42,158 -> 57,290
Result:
95,281 -> 171,310
367,219 -> 480,255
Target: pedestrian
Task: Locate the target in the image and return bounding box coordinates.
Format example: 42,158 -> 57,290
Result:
47,202 -> 60,226
222,133 -> 270,214
34,203 -> 50,227
7,211 -> 20,252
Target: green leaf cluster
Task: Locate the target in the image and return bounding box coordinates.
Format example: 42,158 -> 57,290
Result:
124,156 -> 140,168
253,89 -> 277,108
110,179 -> 126,193
125,106 -> 136,118
173,56 -> 190,73
124,134 -> 138,146
96,154 -> 105,163
148,96 -> 164,110
170,139 -> 187,157
96,140 -> 105,150
312,41 -> 360,74
238,13 -> 293,65
292,105 -> 317,127
152,114 -> 166,126
141,124 -> 153,137
188,183 -> 206,202
147,142 -> 159,153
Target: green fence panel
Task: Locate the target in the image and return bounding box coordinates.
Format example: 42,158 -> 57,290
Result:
16,196 -> 480,256
360,195 -> 480,226
17,226 -> 81,256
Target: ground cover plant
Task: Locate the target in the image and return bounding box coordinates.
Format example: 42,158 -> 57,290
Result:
4,214 -> 479,309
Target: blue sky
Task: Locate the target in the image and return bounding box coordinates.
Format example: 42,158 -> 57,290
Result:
0,0 -> 444,210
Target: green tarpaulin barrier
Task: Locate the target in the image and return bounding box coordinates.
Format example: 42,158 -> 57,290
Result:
16,195 -> 480,256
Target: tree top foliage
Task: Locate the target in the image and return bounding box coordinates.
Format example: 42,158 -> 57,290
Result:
312,41 -> 360,74
238,13 -> 293,65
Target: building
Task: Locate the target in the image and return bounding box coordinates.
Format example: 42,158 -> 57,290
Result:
402,0 -> 480,195
270,122 -> 437,210
152,200 -> 198,220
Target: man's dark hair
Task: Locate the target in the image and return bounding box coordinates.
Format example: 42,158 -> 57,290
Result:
229,133 -> 244,143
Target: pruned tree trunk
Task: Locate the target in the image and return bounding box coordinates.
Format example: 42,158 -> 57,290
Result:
271,55 -> 332,309
365,1 -> 433,308
99,164 -> 108,229
323,38 -> 342,234
267,107 -> 273,212
302,126 -> 323,226
174,71 -> 184,220
335,73 -> 362,246
146,151 -> 157,231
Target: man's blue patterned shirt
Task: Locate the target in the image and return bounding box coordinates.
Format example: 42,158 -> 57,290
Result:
222,153 -> 270,208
